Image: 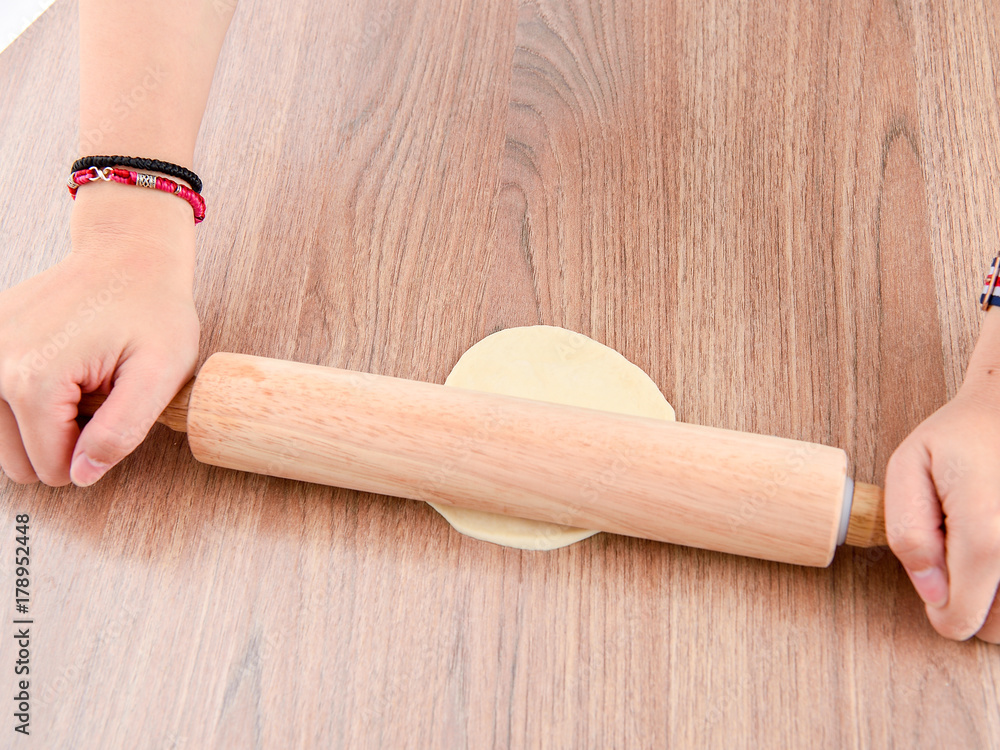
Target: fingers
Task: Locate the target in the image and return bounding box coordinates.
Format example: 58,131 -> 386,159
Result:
70,348 -> 189,487
885,440 -> 949,609
888,433 -> 1000,641
0,399 -> 38,484
925,467 -> 1000,640
2,377 -> 80,486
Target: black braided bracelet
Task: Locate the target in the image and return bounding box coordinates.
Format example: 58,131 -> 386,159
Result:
71,155 -> 202,194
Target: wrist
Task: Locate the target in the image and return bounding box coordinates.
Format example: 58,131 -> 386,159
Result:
960,308 -> 1000,399
970,308 -> 1000,365
69,182 -> 197,281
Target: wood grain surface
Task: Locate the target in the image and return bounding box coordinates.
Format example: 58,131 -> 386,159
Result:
1,0 -> 999,747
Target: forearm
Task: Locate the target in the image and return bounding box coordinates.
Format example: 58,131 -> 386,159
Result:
79,0 -> 234,164
73,0 -> 236,270
963,307 -> 1000,385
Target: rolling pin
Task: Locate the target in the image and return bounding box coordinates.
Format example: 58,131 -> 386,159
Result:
79,353 -> 887,567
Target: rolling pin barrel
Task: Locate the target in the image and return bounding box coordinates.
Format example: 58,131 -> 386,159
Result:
79,353 -> 887,565
162,353 -> 879,566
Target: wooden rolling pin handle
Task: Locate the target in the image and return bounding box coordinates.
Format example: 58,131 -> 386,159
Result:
846,482 -> 887,548
77,378 -> 194,433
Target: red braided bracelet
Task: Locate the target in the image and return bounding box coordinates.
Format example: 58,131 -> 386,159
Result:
67,166 -> 206,224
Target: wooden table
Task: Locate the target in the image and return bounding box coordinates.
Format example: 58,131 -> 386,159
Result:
2,0 -> 999,747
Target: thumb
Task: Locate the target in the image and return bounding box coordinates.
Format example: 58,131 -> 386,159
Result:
884,438 -> 949,609
70,351 -> 187,487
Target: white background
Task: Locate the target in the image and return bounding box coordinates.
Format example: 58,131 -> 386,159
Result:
1,0 -> 58,54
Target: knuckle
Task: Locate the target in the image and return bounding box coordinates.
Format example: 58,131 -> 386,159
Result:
886,526 -> 928,562
2,365 -> 70,416
886,440 -> 919,474
2,366 -> 40,408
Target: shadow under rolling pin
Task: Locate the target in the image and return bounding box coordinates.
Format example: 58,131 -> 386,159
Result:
79,353 -> 887,567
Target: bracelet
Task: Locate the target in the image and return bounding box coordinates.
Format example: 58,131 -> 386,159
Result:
981,255 -> 1000,310
68,166 -> 206,224
71,155 -> 202,194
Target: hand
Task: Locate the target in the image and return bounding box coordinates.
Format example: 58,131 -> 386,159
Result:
885,310 -> 1000,643
0,188 -> 199,487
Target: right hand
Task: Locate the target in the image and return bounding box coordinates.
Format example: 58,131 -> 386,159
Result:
0,185 -> 200,487
884,308 -> 1000,643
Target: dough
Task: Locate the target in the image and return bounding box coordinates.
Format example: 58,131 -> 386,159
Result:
431,325 -> 675,550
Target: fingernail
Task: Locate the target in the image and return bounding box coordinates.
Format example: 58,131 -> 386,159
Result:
70,453 -> 111,487
908,566 -> 949,609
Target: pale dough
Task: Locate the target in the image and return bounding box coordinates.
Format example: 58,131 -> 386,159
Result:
431,325 -> 675,550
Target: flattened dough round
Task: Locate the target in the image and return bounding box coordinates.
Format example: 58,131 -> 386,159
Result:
431,325 -> 675,550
